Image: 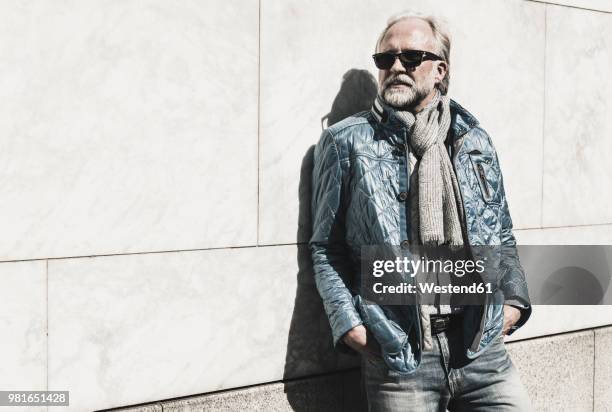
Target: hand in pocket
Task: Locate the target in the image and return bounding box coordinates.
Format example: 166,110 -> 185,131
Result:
342,325 -> 383,359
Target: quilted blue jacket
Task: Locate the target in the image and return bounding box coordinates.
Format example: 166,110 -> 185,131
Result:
309,98 -> 531,374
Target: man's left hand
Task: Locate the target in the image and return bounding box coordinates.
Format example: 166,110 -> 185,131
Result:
502,304 -> 521,335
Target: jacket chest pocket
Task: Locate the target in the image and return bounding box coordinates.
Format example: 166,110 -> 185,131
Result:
468,151 -> 500,205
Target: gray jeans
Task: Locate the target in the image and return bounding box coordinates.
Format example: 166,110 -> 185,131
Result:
361,326 -> 533,412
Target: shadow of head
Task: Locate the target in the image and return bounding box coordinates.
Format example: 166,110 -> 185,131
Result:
322,69 -> 378,129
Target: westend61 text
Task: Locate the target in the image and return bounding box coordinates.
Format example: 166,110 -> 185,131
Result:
372,282 -> 494,294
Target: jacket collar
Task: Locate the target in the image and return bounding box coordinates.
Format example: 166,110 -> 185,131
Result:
370,95 -> 480,140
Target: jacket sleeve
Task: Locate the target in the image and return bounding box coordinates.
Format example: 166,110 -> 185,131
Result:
309,129 -> 363,350
493,143 -> 532,334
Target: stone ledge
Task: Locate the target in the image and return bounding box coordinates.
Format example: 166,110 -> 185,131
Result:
110,370 -> 356,412
163,374 -> 343,412
106,404 -> 162,412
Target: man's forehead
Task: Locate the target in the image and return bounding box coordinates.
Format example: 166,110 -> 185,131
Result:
379,18 -> 434,51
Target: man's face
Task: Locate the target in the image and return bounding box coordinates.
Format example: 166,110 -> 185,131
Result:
377,18 -> 446,110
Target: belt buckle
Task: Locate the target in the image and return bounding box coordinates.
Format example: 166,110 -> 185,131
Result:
431,316 -> 449,332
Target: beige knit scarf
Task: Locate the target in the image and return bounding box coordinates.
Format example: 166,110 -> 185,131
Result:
380,89 -> 464,247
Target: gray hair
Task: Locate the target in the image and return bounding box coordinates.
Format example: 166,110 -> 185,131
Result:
375,10 -> 451,95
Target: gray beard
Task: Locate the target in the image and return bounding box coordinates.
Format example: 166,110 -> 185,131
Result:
382,84 -> 430,110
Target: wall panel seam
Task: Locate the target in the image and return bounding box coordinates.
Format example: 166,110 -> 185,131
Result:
257,0 -> 262,246
46,259 -> 49,396
540,4 -> 547,228
524,0 -> 611,14
592,329 -> 596,412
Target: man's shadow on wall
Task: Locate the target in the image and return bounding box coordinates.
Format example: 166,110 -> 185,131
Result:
283,69 -> 378,411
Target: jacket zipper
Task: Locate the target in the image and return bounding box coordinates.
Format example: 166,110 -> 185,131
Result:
453,137 -> 487,353
477,163 -> 490,198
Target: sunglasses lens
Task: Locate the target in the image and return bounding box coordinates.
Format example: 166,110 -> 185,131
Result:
373,53 -> 395,70
399,51 -> 422,68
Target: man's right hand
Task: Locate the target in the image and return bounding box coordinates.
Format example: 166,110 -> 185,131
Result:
342,325 -> 382,359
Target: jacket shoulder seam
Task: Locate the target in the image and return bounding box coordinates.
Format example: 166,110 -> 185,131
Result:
327,111 -> 370,136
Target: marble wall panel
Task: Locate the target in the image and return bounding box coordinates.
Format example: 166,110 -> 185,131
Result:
47,245 -> 353,411
543,4 -> 612,227
0,0 -> 258,261
0,261 -> 46,412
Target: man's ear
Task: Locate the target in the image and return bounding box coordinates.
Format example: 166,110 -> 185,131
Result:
435,61 -> 448,82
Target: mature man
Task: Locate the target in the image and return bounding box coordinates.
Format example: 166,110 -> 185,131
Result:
309,11 -> 532,411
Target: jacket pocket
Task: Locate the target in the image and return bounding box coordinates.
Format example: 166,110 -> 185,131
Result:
353,295 -> 406,354
468,151 -> 499,205
481,291 -> 505,339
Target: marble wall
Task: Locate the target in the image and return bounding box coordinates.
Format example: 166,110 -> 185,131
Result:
0,0 -> 611,410
0,0 -> 259,261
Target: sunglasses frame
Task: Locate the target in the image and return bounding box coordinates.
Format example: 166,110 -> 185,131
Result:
372,49 -> 444,70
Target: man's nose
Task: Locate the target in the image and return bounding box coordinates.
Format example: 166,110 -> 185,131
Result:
389,56 -> 406,73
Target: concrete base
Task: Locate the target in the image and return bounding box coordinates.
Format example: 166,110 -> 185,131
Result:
507,330 -> 594,411
107,371 -> 365,412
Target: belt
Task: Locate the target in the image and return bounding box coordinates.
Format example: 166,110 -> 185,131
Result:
430,314 -> 461,334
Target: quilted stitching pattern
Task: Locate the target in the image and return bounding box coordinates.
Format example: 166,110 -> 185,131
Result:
310,100 -> 531,366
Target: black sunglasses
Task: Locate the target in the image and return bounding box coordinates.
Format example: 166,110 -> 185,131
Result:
372,50 -> 444,70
